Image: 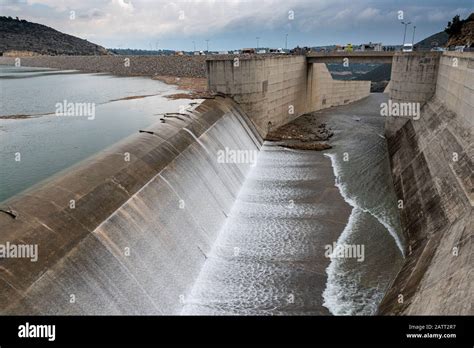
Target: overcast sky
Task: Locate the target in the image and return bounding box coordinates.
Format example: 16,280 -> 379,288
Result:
2,0 -> 472,50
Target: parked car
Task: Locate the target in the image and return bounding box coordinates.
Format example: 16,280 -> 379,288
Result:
268,48 -> 286,54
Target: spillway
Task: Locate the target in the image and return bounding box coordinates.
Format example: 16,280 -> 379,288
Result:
0,94 -> 405,315
0,97 -> 262,314
2,51 -> 471,316
183,143 -> 350,315
182,94 -> 405,315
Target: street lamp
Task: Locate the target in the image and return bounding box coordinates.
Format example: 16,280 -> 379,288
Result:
205,39 -> 210,53
256,37 -> 260,50
193,40 -> 196,52
412,25 -> 417,45
285,33 -> 288,50
401,21 -> 411,45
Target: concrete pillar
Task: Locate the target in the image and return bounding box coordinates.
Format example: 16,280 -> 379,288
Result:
389,52 -> 441,103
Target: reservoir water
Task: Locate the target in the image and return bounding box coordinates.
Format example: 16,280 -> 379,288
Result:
0,66 -> 195,202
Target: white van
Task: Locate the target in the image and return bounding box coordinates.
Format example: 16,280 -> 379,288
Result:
402,43 -> 413,52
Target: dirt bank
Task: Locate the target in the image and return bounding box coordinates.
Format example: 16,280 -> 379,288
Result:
153,75 -> 211,99
265,112 -> 334,150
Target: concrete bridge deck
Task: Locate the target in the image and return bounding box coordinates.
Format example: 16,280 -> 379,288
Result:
307,51 -> 395,64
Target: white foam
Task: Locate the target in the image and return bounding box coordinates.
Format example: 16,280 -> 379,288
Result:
322,153 -> 405,315
323,153 -> 405,254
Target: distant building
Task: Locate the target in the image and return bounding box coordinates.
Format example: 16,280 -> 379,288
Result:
357,42 -> 383,51
335,44 -> 353,52
241,48 -> 256,54
290,46 -> 311,55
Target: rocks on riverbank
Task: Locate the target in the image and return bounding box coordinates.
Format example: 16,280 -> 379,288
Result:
153,75 -> 212,99
265,113 -> 334,150
0,55 -> 208,78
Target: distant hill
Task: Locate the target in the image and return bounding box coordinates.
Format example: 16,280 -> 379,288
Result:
354,64 -> 391,82
0,16 -> 109,56
109,48 -> 178,56
352,63 -> 391,93
414,31 -> 449,50
326,63 -> 379,81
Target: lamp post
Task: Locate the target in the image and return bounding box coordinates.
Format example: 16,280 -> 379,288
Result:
412,25 -> 417,45
193,40 -> 196,52
285,33 -> 288,50
401,21 -> 411,45
256,37 -> 260,50
205,39 -> 210,53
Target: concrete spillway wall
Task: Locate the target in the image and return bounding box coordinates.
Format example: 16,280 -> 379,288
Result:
306,63 -> 371,112
379,52 -> 473,314
207,56 -> 308,136
0,97 -> 262,314
389,52 -> 440,102
207,56 -> 370,137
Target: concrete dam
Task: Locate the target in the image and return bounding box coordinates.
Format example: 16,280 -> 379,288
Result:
0,52 -> 472,315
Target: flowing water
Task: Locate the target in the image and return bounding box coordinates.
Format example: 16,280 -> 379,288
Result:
183,144 -> 349,315
183,94 -> 405,315
318,94 -> 405,315
0,66 -> 195,202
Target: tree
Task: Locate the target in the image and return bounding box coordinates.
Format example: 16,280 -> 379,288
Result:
445,15 -> 464,36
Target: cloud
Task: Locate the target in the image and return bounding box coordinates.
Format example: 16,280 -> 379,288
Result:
77,8 -> 105,19
4,0 -> 473,49
114,0 -> 134,11
356,7 -> 382,21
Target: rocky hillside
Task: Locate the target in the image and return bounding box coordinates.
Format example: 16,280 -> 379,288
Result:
0,16 -> 109,56
445,13 -> 474,47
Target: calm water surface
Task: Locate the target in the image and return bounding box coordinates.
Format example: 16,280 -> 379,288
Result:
0,66 -> 196,202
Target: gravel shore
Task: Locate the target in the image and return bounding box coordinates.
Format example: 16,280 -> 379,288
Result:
0,55 -> 208,78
